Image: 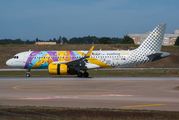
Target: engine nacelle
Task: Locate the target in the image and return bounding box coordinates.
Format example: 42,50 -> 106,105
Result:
48,63 -> 77,75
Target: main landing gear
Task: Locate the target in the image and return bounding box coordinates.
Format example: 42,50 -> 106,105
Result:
77,71 -> 89,77
26,69 -> 30,77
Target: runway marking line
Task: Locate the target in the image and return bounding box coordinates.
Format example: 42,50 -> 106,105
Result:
13,84 -> 34,91
17,86 -> 63,88
112,80 -> 134,82
46,100 -> 156,105
120,104 -> 166,108
46,83 -> 84,85
28,89 -> 74,91
83,92 -> 121,95
13,84 -> 66,91
16,94 -> 133,100
13,82 -> 83,91
50,100 -> 130,104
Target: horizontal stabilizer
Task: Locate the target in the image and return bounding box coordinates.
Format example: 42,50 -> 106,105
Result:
147,53 -> 162,58
147,52 -> 170,61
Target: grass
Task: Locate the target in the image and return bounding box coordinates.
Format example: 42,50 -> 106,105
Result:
0,105 -> 179,120
0,69 -> 179,77
174,86 -> 179,90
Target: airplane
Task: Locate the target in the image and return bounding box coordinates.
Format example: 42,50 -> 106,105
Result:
6,24 -> 170,77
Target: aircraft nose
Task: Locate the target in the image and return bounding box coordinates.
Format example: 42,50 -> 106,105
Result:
6,59 -> 12,67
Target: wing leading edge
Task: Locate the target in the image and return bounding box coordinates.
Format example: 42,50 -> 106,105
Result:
65,46 -> 94,66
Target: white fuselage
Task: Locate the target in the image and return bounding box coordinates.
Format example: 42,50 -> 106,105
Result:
6,50 -> 134,69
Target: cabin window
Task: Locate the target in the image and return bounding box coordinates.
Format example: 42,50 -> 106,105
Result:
13,56 -> 19,59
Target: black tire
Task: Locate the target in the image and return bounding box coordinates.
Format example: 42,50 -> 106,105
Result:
83,72 -> 89,77
77,72 -> 83,77
26,73 -> 30,77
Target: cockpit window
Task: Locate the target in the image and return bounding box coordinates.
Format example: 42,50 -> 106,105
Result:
13,56 -> 19,59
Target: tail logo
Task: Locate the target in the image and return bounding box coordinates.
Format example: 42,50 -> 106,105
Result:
154,33 -> 157,36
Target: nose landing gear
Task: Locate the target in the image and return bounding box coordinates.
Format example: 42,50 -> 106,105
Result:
26,69 -> 30,77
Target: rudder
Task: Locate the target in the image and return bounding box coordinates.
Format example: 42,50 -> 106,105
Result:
137,24 -> 167,53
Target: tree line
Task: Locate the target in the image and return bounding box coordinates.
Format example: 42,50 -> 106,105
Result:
2,36 -> 179,46
0,35 -> 135,45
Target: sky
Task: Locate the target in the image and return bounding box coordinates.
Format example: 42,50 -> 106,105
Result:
0,0 -> 179,41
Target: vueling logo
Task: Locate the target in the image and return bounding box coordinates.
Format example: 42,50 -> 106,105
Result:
106,53 -> 120,55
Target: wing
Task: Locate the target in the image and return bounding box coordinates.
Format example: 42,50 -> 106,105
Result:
52,46 -> 94,67
66,46 -> 94,66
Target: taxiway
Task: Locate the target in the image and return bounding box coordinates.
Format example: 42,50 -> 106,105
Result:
0,77 -> 179,111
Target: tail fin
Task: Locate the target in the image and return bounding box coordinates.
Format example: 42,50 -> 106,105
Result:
123,24 -> 168,67
137,24 -> 167,53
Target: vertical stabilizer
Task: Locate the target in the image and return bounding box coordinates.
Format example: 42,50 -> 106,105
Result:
137,24 -> 166,53
123,24 -> 167,67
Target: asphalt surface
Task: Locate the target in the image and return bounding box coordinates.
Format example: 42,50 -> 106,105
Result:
0,77 -> 179,111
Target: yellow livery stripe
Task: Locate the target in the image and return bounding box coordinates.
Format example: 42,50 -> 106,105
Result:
121,104 -> 166,108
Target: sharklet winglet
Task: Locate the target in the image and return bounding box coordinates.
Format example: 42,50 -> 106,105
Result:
85,46 -> 94,57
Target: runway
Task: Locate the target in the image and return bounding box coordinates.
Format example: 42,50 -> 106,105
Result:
0,77 -> 179,111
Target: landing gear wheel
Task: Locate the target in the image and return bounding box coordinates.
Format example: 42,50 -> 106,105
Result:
83,72 -> 89,77
77,72 -> 83,77
26,69 -> 31,77
26,73 -> 30,77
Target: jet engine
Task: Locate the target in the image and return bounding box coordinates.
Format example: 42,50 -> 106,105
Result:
48,63 -> 77,75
